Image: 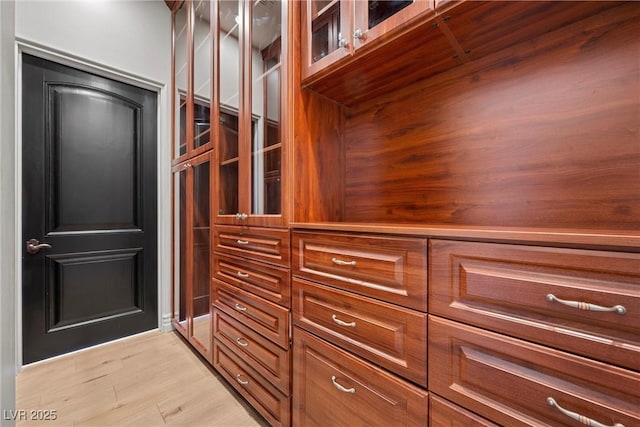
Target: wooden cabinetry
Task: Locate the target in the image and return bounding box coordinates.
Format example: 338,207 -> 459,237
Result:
301,0 -> 434,81
214,0 -> 291,228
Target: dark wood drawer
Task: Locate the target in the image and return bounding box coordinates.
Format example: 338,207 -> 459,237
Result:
293,278 -> 427,387
213,340 -> 290,427
429,316 -> 640,427
214,252 -> 291,308
213,309 -> 291,395
429,239 -> 640,371
430,395 -> 498,427
292,231 -> 428,311
213,280 -> 290,349
215,225 -> 290,267
293,328 -> 428,427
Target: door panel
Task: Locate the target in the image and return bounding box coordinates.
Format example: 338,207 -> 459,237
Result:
22,54 -> 158,364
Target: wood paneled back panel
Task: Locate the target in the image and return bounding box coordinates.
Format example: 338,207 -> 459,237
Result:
343,5 -> 639,230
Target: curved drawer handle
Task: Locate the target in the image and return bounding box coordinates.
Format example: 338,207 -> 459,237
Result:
547,397 -> 624,427
236,239 -> 250,245
234,303 -> 248,312
331,376 -> 355,394
332,257 -> 356,266
236,374 -> 249,386
236,271 -> 250,278
332,314 -> 356,328
236,337 -> 249,347
546,294 -> 626,315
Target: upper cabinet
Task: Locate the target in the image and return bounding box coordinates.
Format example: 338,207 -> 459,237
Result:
172,1 -> 213,163
301,0 -> 434,81
214,0 -> 289,228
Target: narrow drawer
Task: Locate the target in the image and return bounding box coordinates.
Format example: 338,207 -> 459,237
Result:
293,328 -> 428,427
214,252 -> 291,307
213,280 -> 290,349
430,395 -> 498,427
429,239 -> 640,371
215,225 -> 290,267
429,316 -> 640,427
214,309 -> 291,395
213,340 -> 291,427
292,231 -> 428,311
293,278 -> 427,387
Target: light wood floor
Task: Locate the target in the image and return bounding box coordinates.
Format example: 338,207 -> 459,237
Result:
16,331 -> 267,427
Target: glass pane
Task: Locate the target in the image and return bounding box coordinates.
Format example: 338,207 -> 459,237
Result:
251,0 -> 282,215
174,5 -> 188,158
191,160 -> 210,351
368,0 -> 412,29
173,169 -> 188,329
193,1 -> 211,149
311,1 -> 340,63
218,0 -> 241,216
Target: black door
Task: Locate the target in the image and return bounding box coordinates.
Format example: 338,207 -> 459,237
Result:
22,54 -> 158,364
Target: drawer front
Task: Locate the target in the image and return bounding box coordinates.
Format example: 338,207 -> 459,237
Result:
213,280 -> 290,349
293,328 -> 428,427
215,225 -> 290,267
214,252 -> 291,307
292,231 -> 428,311
430,395 -> 498,427
213,340 -> 291,427
429,239 -> 640,371
429,316 -> 640,427
214,309 -> 291,395
293,278 -> 427,387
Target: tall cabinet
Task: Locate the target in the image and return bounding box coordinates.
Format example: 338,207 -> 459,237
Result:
170,0 -> 214,360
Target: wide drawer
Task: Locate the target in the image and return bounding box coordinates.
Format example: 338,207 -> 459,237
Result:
293,278 -> 427,387
214,252 -> 291,308
430,395 -> 498,427
429,316 -> 640,427
213,340 -> 291,427
215,225 -> 290,267
292,231 -> 428,311
214,309 -> 291,395
429,239 -> 640,371
293,328 -> 428,427
213,280 -> 290,349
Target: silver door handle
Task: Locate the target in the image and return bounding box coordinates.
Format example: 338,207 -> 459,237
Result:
26,239 -> 52,254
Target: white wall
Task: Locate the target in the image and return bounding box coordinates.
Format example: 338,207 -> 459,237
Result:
14,0 -> 174,349
0,1 -> 16,423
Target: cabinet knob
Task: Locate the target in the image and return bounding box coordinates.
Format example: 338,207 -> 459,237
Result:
353,28 -> 363,40
338,32 -> 348,49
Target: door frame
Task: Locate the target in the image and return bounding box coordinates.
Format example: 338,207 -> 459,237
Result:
14,40 -> 172,368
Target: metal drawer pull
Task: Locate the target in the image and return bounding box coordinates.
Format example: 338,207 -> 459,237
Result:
331,376 -> 355,394
332,257 -> 356,266
236,271 -> 250,278
234,303 -> 247,312
546,294 -> 626,315
547,397 -> 624,427
332,314 -> 356,328
236,239 -> 250,245
236,374 -> 248,385
236,337 -> 249,347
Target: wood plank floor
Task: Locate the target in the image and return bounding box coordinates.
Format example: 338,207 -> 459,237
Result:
16,331 -> 268,427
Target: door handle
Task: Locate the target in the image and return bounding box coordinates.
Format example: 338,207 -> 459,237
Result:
26,239 -> 52,254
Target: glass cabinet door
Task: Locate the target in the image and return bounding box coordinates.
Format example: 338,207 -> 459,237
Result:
353,0 -> 432,49
190,154 -> 211,355
174,3 -> 189,159
172,166 -> 188,335
217,0 -> 241,218
192,0 -> 212,153
250,0 -> 282,217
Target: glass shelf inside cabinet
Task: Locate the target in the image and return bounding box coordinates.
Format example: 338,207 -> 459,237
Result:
218,110 -> 239,215
311,1 -> 340,63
